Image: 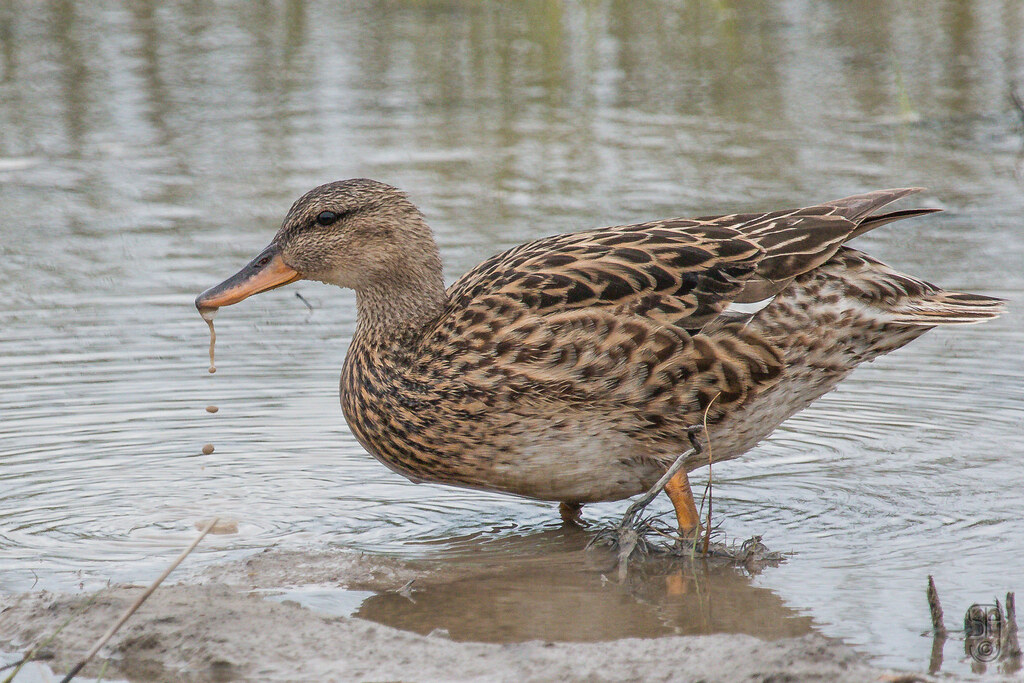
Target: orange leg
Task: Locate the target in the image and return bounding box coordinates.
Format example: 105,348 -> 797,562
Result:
664,470 -> 702,539
558,501 -> 586,526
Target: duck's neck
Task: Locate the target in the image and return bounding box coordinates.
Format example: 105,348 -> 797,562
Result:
353,268 -> 447,346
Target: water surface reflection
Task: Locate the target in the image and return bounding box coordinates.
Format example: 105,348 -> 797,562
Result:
355,529 -> 811,643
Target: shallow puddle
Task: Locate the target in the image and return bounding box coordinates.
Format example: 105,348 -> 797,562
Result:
351,531 -> 811,643
262,586 -> 376,619
1,1 -> 1023,677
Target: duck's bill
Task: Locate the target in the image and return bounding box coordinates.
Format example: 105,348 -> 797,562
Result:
195,245 -> 300,313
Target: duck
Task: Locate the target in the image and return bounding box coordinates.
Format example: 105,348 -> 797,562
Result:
195,179 -> 1004,538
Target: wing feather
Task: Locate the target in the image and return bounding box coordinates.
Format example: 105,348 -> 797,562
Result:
428,189 -> 932,419
446,222 -> 765,333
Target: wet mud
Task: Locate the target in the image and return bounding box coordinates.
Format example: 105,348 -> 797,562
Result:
0,546 -> 905,683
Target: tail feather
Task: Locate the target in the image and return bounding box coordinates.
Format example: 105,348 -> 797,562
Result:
827,249 -> 1006,326
748,248 -> 1003,377
715,189 -> 1003,330
886,291 -> 1006,326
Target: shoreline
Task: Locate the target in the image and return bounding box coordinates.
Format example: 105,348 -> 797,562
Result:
1,546 -> 912,682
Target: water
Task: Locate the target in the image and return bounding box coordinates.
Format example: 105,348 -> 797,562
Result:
1,0 -> 1022,676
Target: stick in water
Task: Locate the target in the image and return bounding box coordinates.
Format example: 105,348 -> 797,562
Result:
927,575 -> 946,637
59,518 -> 219,683
926,575 -> 947,674
700,394 -> 719,556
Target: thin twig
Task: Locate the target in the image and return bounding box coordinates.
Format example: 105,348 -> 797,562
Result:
644,520 -> 684,544
611,426 -> 704,580
616,427 -> 703,530
58,518 -> 218,683
295,292 -> 315,313
700,394 -> 719,556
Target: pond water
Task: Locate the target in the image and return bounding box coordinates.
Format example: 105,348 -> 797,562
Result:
1,1 -> 1022,676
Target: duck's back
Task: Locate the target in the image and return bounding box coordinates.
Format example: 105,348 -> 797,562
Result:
340,190 -> 1003,502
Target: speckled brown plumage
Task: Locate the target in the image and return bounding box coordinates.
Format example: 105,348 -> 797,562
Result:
198,179 -> 1004,521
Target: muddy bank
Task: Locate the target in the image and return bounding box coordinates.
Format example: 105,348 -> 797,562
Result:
0,547 -> 914,683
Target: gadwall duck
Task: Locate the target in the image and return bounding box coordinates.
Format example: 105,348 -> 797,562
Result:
196,180 -> 1003,537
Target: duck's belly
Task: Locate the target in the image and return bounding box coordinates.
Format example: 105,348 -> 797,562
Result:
350,368 -> 857,505
349,403 -> 669,504
479,414 -> 667,503
348,363 -> 856,505
702,365 -> 854,467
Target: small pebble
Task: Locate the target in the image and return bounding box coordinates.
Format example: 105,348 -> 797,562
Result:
205,405 -> 219,413
202,443 -> 215,455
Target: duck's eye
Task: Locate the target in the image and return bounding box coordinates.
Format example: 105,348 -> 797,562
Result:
316,211 -> 340,226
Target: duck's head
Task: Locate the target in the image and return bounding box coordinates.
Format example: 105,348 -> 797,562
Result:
195,179 -> 443,317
